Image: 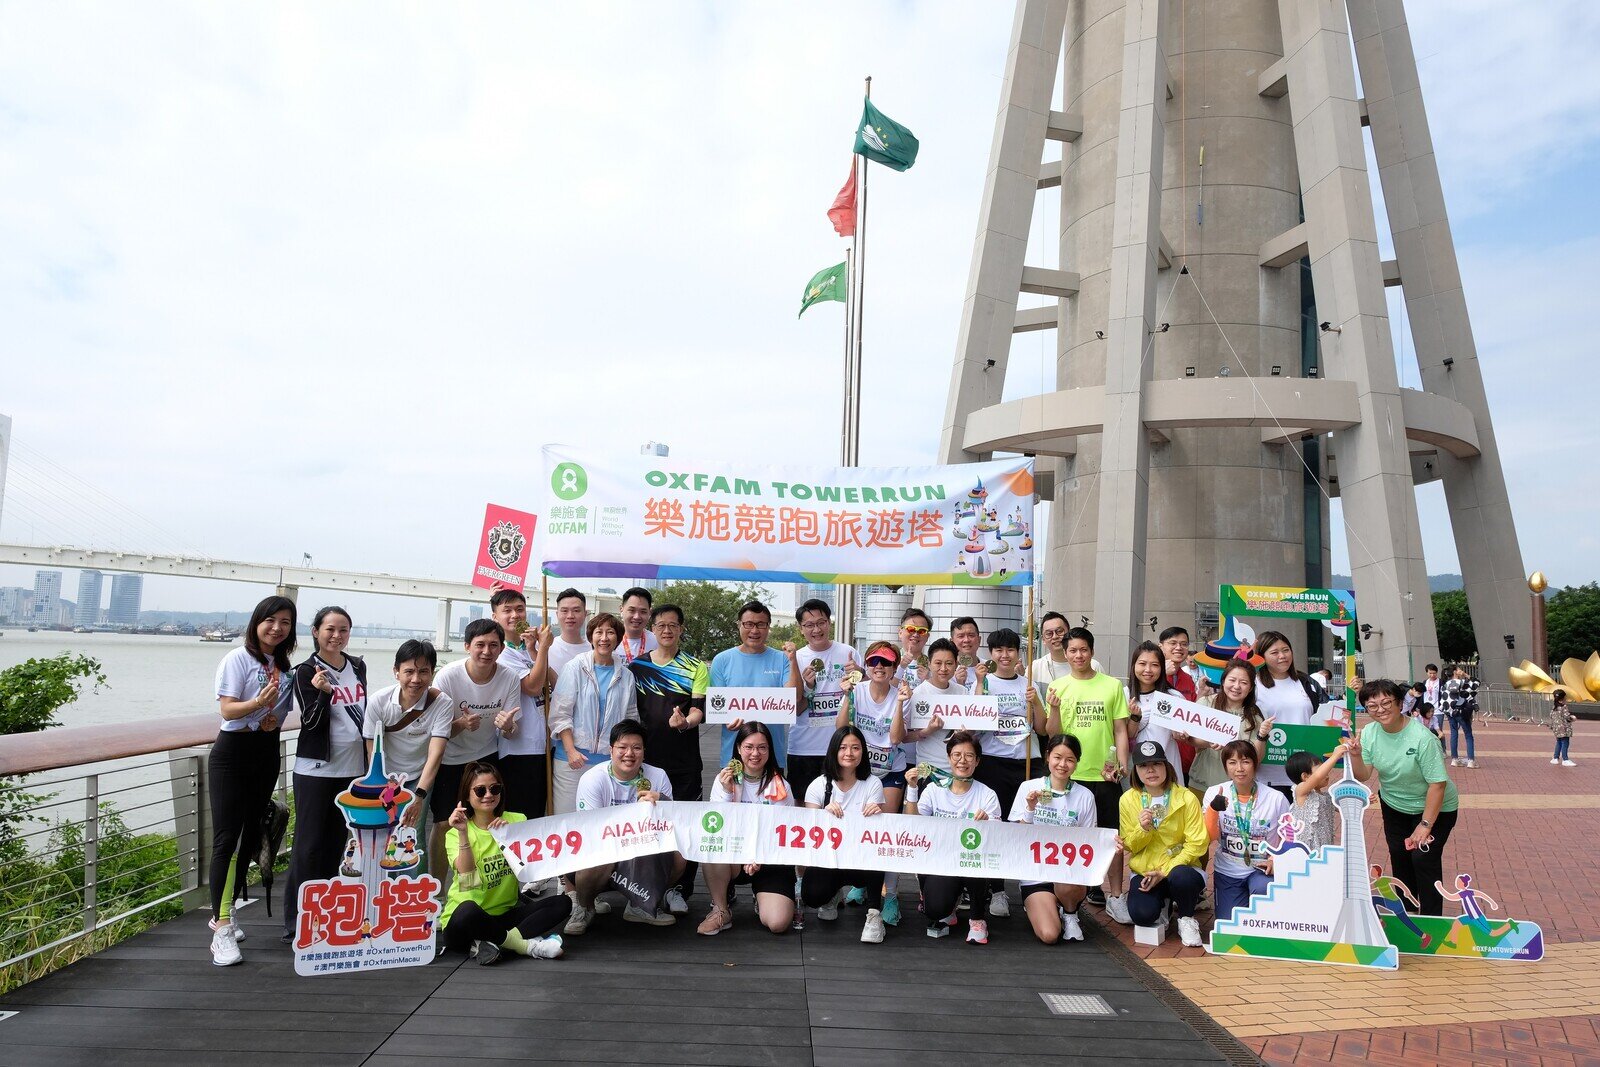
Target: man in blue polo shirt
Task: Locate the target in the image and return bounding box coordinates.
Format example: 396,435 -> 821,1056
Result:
710,600 -> 800,768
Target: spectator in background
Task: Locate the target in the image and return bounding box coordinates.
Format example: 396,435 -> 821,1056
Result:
1443,665 -> 1479,769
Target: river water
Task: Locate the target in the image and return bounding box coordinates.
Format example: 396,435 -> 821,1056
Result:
0,630 -> 467,729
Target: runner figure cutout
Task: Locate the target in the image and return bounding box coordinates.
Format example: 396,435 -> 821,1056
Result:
1369,865 -> 1432,948
1436,872 -> 1514,946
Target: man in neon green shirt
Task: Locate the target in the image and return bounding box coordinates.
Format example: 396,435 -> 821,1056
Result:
1045,627 -> 1132,923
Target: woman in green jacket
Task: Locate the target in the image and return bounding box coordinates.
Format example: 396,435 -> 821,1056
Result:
1117,740 -> 1209,947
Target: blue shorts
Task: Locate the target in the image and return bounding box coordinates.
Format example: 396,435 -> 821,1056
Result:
878,769 -> 907,790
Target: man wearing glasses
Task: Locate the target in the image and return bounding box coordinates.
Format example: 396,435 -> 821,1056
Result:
786,598 -> 861,795
1032,611 -> 1072,684
710,600 -> 801,768
629,603 -> 709,916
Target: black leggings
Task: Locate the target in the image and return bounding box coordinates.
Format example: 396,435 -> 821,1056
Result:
282,772 -> 349,930
443,895 -> 573,953
922,874 -> 989,924
975,755 -> 1027,894
207,730 -> 281,917
802,867 -> 882,909
1380,798 -> 1458,916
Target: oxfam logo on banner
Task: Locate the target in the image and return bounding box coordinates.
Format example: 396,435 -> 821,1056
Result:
701,811 -> 725,835
551,462 -> 588,501
959,827 -> 983,851
1269,727 -> 1288,748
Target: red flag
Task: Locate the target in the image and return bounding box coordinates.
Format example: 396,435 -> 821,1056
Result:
828,162 -> 857,237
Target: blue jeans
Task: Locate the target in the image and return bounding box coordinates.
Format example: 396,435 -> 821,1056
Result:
1449,714 -> 1475,760
1555,737 -> 1571,761
1214,867 -> 1271,923
1127,864 -> 1206,924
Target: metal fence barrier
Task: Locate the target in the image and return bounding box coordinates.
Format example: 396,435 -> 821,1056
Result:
1,724 -> 299,975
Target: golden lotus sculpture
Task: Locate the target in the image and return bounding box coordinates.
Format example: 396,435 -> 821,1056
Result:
1510,650 -> 1600,702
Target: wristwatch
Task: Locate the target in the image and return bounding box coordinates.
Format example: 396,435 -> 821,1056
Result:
416,786 -> 429,799
1418,817 -> 1432,828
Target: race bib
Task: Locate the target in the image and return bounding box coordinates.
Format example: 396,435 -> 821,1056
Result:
867,744 -> 893,776
808,693 -> 844,722
995,697 -> 1031,744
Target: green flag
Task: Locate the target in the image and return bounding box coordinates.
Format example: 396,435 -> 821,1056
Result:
798,261 -> 847,318
853,98 -> 919,172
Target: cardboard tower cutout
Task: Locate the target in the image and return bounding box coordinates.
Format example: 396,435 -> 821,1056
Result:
293,728 -> 441,976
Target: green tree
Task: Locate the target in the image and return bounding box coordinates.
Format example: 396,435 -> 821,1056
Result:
1547,583 -> 1600,666
0,654 -> 105,735
1431,590 -> 1477,663
0,654 -> 106,864
652,581 -> 773,660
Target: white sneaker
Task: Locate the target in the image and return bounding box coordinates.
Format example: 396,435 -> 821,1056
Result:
623,904 -> 676,926
818,888 -> 846,921
860,908 -> 886,944
1553,758 -> 1562,765
1178,916 -> 1203,948
1105,893 -> 1133,925
988,891 -> 1010,917
211,917 -> 245,943
1563,760 -> 1578,767
1465,760 -> 1477,769
527,934 -> 564,959
209,923 -> 242,967
664,887 -> 689,915
564,905 -> 594,935
1061,911 -> 1084,942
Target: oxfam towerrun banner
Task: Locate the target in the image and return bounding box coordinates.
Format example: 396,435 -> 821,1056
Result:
539,447 -> 1036,586
1199,584 -> 1359,711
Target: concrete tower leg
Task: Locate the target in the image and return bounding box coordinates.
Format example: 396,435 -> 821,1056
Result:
1346,0 -> 1528,681
1089,0 -> 1167,672
1275,0 -> 1438,679
932,0 -> 1066,639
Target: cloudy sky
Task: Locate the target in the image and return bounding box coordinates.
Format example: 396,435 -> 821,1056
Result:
2,1 -> 1595,628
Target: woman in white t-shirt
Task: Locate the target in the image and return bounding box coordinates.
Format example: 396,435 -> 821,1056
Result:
1125,641 -> 1185,788
207,595 -> 297,967
1011,734 -> 1099,943
1188,660 -> 1269,795
698,722 -> 796,937
802,726 -> 889,944
838,641 -> 912,926
906,731 -> 1004,945
1203,739 -> 1290,922
281,606 -> 369,941
1252,631 -> 1321,795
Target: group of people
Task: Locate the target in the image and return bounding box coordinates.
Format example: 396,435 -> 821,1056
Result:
204,589 -> 1463,968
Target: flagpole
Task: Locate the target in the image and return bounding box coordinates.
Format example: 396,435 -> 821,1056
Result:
837,75 -> 871,651
1026,582 -> 1035,782
841,245 -> 855,460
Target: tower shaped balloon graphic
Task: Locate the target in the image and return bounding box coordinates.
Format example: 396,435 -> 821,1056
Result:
335,727 -> 416,932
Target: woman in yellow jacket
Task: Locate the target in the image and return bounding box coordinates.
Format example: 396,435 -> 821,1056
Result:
1118,739 -> 1209,948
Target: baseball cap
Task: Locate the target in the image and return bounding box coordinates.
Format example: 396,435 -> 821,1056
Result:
1133,740 -> 1168,766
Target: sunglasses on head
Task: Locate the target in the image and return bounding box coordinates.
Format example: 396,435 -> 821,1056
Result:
901,625 -> 930,637
472,784 -> 503,799
865,655 -> 898,668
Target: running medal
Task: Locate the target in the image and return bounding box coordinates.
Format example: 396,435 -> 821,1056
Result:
843,667 -> 864,686
726,757 -> 745,783
983,659 -> 996,674
1140,790 -> 1168,829
809,658 -> 824,675
915,762 -> 953,788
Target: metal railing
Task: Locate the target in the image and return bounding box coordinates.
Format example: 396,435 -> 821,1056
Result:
0,718 -> 300,975
1477,685 -> 1556,726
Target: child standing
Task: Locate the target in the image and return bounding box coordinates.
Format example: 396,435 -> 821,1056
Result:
1551,689 -> 1576,767
1284,746 -> 1346,855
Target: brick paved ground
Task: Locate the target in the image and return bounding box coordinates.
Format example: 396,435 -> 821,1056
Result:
1082,717 -> 1600,1065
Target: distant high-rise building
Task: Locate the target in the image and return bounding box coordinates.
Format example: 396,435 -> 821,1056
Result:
796,582 -> 837,614
32,571 -> 62,626
468,605 -> 484,622
108,574 -> 143,626
75,570 -> 105,628
640,441 -> 670,458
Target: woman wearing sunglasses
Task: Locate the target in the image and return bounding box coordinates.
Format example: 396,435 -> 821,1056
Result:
837,640 -> 911,924
440,762 -> 572,965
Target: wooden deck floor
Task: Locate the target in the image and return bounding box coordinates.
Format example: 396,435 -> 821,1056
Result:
0,885 -> 1235,1066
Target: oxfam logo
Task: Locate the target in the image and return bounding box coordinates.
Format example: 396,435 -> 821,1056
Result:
701,811 -> 725,834
551,462 -> 588,500
959,827 -> 982,851
1269,727 -> 1287,747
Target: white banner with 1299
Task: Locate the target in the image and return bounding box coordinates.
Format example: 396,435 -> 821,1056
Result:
493,802 -> 1115,887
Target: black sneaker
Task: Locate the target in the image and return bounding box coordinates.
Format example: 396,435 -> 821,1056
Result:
1086,887 -> 1107,907
279,930 -> 293,945
474,940 -> 503,966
